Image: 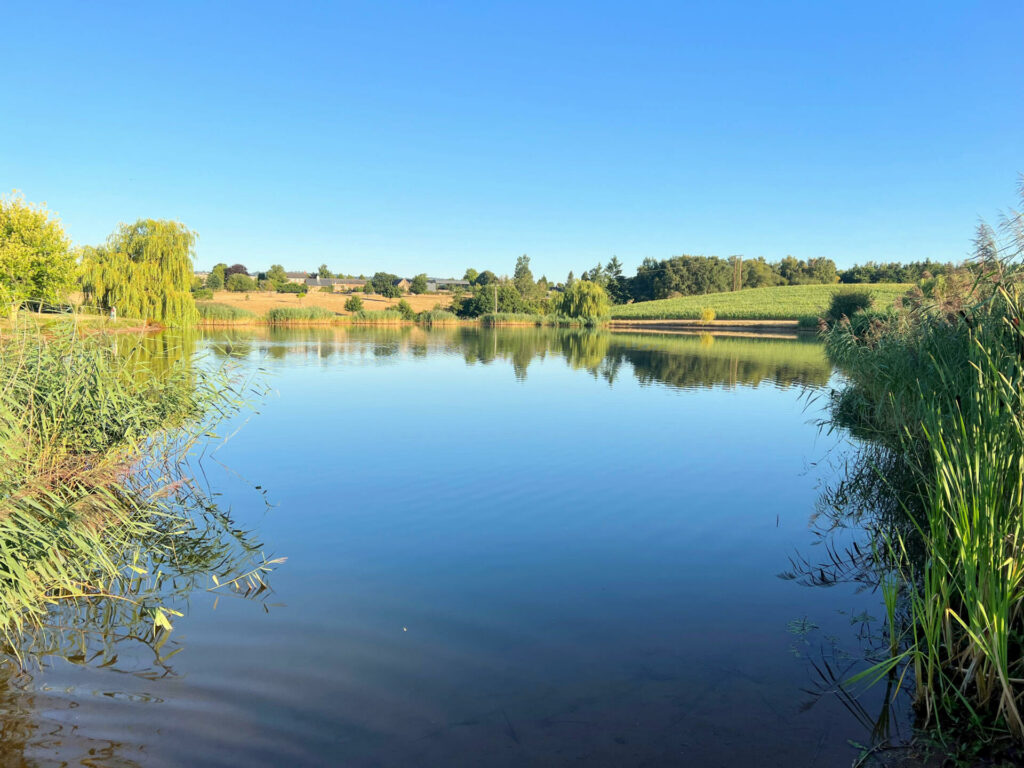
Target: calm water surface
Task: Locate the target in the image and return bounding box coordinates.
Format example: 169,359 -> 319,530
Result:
2,327 -> 887,767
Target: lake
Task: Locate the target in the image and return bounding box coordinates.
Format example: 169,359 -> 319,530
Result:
1,326 -> 891,767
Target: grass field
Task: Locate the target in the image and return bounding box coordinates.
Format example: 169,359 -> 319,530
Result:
205,289 -> 451,317
609,284 -> 913,323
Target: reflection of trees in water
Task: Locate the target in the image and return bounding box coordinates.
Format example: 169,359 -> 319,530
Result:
193,326 -> 831,390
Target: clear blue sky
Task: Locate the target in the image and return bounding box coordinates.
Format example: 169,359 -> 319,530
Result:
2,1 -> 1021,278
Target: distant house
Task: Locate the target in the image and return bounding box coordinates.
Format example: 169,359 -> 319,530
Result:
392,278 -> 412,291
285,271 -> 311,284
304,277 -> 364,290
428,278 -> 470,292
194,271 -> 210,281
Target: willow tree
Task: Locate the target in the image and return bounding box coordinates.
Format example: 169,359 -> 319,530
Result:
81,219 -> 198,325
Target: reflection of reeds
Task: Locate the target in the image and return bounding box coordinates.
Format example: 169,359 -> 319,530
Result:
0,319 -> 271,661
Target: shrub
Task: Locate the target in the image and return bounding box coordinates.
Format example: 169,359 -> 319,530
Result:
826,289 -> 873,323
344,295 -> 364,312
700,307 -> 716,323
277,282 -> 305,294
318,285 -> 334,293
192,287 -> 214,301
394,299 -> 415,320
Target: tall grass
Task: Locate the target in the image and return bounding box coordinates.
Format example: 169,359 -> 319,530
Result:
197,301 -> 256,322
416,309 -> 459,325
826,255 -> 1024,747
0,320 -> 269,659
265,306 -> 336,323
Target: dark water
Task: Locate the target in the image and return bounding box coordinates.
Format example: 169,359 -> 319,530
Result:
1,327 -> 891,767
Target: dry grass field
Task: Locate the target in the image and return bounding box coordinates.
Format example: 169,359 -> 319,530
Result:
207,289 -> 452,316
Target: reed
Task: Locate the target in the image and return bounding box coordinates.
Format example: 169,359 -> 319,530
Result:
0,319 -> 263,659
196,301 -> 256,322
264,306 -> 336,323
351,309 -> 405,324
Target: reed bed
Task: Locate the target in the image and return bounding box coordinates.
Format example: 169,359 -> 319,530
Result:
196,301 -> 257,323
351,309 -> 405,324
0,320 -> 265,659
826,259 -> 1024,751
264,306 -> 337,324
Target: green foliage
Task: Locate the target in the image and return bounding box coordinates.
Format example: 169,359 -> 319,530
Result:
363,280 -> 374,293
265,306 -> 335,323
226,273 -> 257,292
0,192 -> 76,310
317,263 -> 330,278
463,268 -> 479,285
611,283 -> 911,323
554,280 -> 610,322
225,264 -> 248,278
205,270 -> 224,290
265,264 -> 288,288
80,219 -> 198,325
825,289 -> 874,323
458,281 -> 536,317
192,287 -> 214,300
371,272 -> 401,298
513,255 -> 537,299
410,273 -> 429,294
476,270 -> 496,286
394,299 -> 415,319
417,309 -> 458,325
277,282 -> 305,294
700,307 -> 716,323
196,301 -> 256,321
318,284 -> 334,293
839,259 -> 957,284
344,295 -> 364,312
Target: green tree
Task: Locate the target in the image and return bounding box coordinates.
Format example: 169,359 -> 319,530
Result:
266,264 -> 288,288
206,270 -> 224,290
513,254 -> 536,298
80,219 -> 198,324
604,256 -> 628,303
0,193 -> 75,309
464,268 -> 479,285
318,263 -> 330,278
225,263 -> 248,278
344,294 -> 363,312
476,269 -> 496,286
410,273 -> 429,294
371,272 -> 401,298
554,280 -> 610,322
226,273 -> 256,292
363,280 -> 374,294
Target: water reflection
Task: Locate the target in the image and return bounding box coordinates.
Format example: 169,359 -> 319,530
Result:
198,325 -> 831,390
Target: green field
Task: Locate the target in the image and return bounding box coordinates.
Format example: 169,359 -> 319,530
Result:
609,283 -> 913,323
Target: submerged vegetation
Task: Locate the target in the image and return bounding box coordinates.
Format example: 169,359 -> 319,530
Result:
824,185 -> 1024,755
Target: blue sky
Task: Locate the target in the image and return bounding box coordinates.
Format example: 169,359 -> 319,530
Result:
1,1 -> 1021,277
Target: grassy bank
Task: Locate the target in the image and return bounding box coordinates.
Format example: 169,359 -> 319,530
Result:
825,261 -> 1024,755
611,283 -> 912,324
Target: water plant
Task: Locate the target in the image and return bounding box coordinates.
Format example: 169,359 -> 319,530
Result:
196,301 -> 256,322
265,306 -> 336,323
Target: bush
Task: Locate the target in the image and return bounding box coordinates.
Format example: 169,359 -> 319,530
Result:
700,307 -> 716,323
394,299 -> 415,320
265,306 -> 335,323
226,273 -> 257,292
205,271 -> 224,290
277,282 -> 305,294
826,289 -> 874,323
344,295 -> 364,312
192,287 -> 214,301
318,285 -> 334,293
196,302 -> 256,321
